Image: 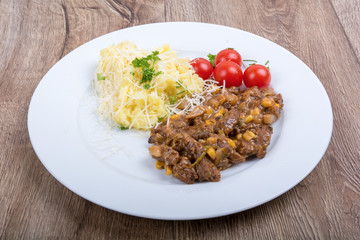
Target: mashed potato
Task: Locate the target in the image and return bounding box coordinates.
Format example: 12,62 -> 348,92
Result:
94,41 -> 204,130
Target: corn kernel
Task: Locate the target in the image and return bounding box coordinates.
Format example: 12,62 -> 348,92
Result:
214,112 -> 223,118
243,130 -> 256,141
263,114 -> 275,124
236,133 -> 242,140
245,115 -> 254,123
165,166 -> 172,175
276,103 -> 280,108
226,138 -> 236,148
251,108 -> 261,115
254,115 -> 263,124
206,147 -> 216,159
261,98 -> 274,108
170,114 -> 180,120
206,106 -> 214,115
239,102 -> 247,109
239,113 -> 246,119
206,137 -> 217,145
205,119 -> 216,125
218,107 -> 226,115
155,160 -> 165,169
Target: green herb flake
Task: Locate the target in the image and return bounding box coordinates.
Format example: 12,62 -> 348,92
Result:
207,53 -> 216,67
169,96 -> 177,105
131,51 -> 162,89
97,73 -> 106,80
265,60 -> 270,65
243,59 -> 258,62
118,125 -> 128,130
177,90 -> 185,95
227,47 -> 234,50
143,83 -> 151,89
158,114 -> 167,122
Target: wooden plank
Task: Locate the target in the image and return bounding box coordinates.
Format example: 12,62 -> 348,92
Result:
330,0 -> 360,61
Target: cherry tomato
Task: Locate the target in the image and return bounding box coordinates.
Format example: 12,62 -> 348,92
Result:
215,49 -> 242,66
243,64 -> 271,88
190,58 -> 213,80
213,61 -> 243,87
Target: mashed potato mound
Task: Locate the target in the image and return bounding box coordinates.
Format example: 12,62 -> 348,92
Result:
94,41 -> 204,130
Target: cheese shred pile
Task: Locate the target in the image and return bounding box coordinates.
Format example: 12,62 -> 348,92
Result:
94,41 -> 207,130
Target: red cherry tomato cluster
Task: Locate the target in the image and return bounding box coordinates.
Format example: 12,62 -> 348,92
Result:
190,48 -> 271,89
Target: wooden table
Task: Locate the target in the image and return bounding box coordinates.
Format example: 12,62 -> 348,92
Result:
1,0 -> 359,239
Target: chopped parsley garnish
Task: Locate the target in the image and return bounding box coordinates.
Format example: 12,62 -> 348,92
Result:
175,80 -> 190,95
265,60 -> 270,70
177,90 -> 185,95
131,51 -> 162,89
207,53 -> 216,67
118,125 -> 128,130
143,83 -> 151,89
158,114 -> 167,122
97,73 -> 106,80
169,95 -> 176,105
227,47 -> 234,50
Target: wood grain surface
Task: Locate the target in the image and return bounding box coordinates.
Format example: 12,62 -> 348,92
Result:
1,0 -> 359,239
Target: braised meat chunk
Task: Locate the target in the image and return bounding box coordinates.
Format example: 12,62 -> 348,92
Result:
148,86 -> 283,184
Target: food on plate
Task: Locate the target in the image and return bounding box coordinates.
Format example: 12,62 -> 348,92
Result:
213,61 -> 243,87
214,48 -> 242,66
243,64 -> 271,88
93,42 -> 282,184
94,41 -> 204,130
206,48 -> 244,88
190,58 -> 213,80
148,86 -> 283,184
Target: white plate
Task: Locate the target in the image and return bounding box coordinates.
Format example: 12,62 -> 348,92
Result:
28,22 -> 333,220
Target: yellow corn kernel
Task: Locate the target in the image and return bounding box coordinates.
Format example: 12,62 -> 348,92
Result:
206,137 -> 217,145
214,112 -> 223,118
218,107 -> 226,115
263,114 -> 276,124
226,138 -> 236,148
236,133 -> 242,140
165,165 -> 172,175
239,102 -> 247,109
155,160 -> 165,169
243,130 -> 256,141
253,115 -> 263,124
276,103 -> 280,108
245,115 -> 254,123
170,114 -> 180,120
251,108 -> 261,115
206,106 -> 214,115
239,113 -> 246,119
261,98 -> 274,108
206,147 -> 216,159
205,119 -> 216,125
